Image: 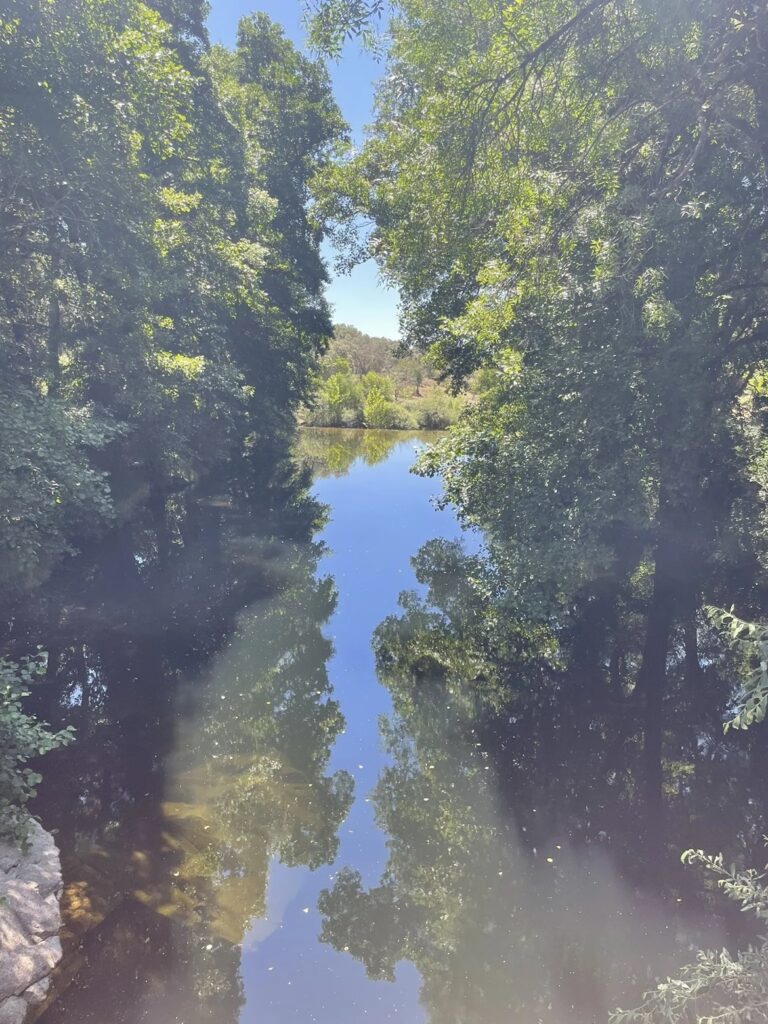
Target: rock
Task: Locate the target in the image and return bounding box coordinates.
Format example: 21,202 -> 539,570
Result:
21,978 -> 50,1005
0,936 -> 62,997
0,997 -> 27,1024
0,908 -> 29,954
0,822 -> 63,1022
0,850 -> 21,875
3,885 -> 61,939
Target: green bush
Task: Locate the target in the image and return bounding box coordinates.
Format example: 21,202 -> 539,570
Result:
304,399 -> 364,427
361,372 -> 395,402
304,364 -> 465,430
304,371 -> 365,426
363,391 -> 417,429
0,657 -> 74,847
0,389 -> 117,591
410,390 -> 464,429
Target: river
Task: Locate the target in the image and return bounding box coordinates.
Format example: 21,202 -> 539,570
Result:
22,428 -> 764,1023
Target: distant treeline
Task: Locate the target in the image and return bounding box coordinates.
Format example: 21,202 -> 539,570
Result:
301,324 -> 467,429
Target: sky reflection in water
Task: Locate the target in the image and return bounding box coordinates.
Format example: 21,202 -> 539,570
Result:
238,431 -> 461,1023
31,429 -> 756,1024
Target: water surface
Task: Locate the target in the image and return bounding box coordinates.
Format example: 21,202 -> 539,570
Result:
31,430 -> 456,1023
21,428 -> 765,1024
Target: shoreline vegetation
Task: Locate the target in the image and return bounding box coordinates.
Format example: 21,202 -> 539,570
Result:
304,3 -> 768,1023
298,324 -> 472,430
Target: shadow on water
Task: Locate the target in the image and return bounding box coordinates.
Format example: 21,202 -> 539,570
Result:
5,445 -> 351,1023
2,429 -> 767,1023
317,536 -> 768,1022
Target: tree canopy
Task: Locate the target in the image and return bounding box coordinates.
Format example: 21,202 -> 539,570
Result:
0,0 -> 344,594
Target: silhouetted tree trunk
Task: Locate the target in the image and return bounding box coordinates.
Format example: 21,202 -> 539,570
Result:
637,545 -> 674,827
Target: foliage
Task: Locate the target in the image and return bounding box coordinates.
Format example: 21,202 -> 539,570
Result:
305,0 -> 386,56
0,389 -> 117,589
0,1 -> 346,895
405,390 -> 464,430
708,607 -> 768,732
303,325 -> 463,428
326,324 -> 399,376
0,657 -> 73,846
611,849 -> 768,1024
0,1 -> 344,591
363,390 -> 416,428
316,5 -> 768,1019
307,369 -> 365,426
308,0 -> 768,822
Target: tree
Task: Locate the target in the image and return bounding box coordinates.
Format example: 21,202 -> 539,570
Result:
329,324 -> 397,376
0,657 -> 73,844
305,0 -> 387,56
0,2 -> 345,591
309,0 -> 768,821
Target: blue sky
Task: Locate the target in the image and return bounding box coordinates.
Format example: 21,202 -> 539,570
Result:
207,1 -> 401,339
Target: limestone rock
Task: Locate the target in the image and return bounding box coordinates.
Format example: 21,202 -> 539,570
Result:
0,821 -> 63,1022
3,885 -> 61,939
0,997 -> 27,1024
0,936 -> 62,994
21,978 -> 50,1005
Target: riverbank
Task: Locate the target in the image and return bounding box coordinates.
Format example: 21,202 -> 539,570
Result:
299,324 -> 469,430
0,822 -> 63,1024
299,384 -> 465,430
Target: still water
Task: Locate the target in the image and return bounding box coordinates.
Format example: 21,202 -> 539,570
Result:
23,429 -> 765,1023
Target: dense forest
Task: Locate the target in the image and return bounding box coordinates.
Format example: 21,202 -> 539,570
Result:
0,0 -> 342,599
4,0 -> 768,1022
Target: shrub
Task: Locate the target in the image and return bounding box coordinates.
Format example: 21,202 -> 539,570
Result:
0,389 -> 116,591
611,849 -> 768,1024
363,391 -> 417,429
361,372 -> 395,402
410,390 -> 465,429
0,657 -> 74,847
304,371 -> 364,426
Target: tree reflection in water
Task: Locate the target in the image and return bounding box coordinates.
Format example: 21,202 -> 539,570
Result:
295,426 -> 440,478
13,461 -> 352,1024
319,538 -> 768,1023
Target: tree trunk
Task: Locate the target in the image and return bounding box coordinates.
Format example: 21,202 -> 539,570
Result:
636,531 -> 676,832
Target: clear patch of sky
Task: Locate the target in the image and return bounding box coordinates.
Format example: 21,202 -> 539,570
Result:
207,1 -> 401,339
